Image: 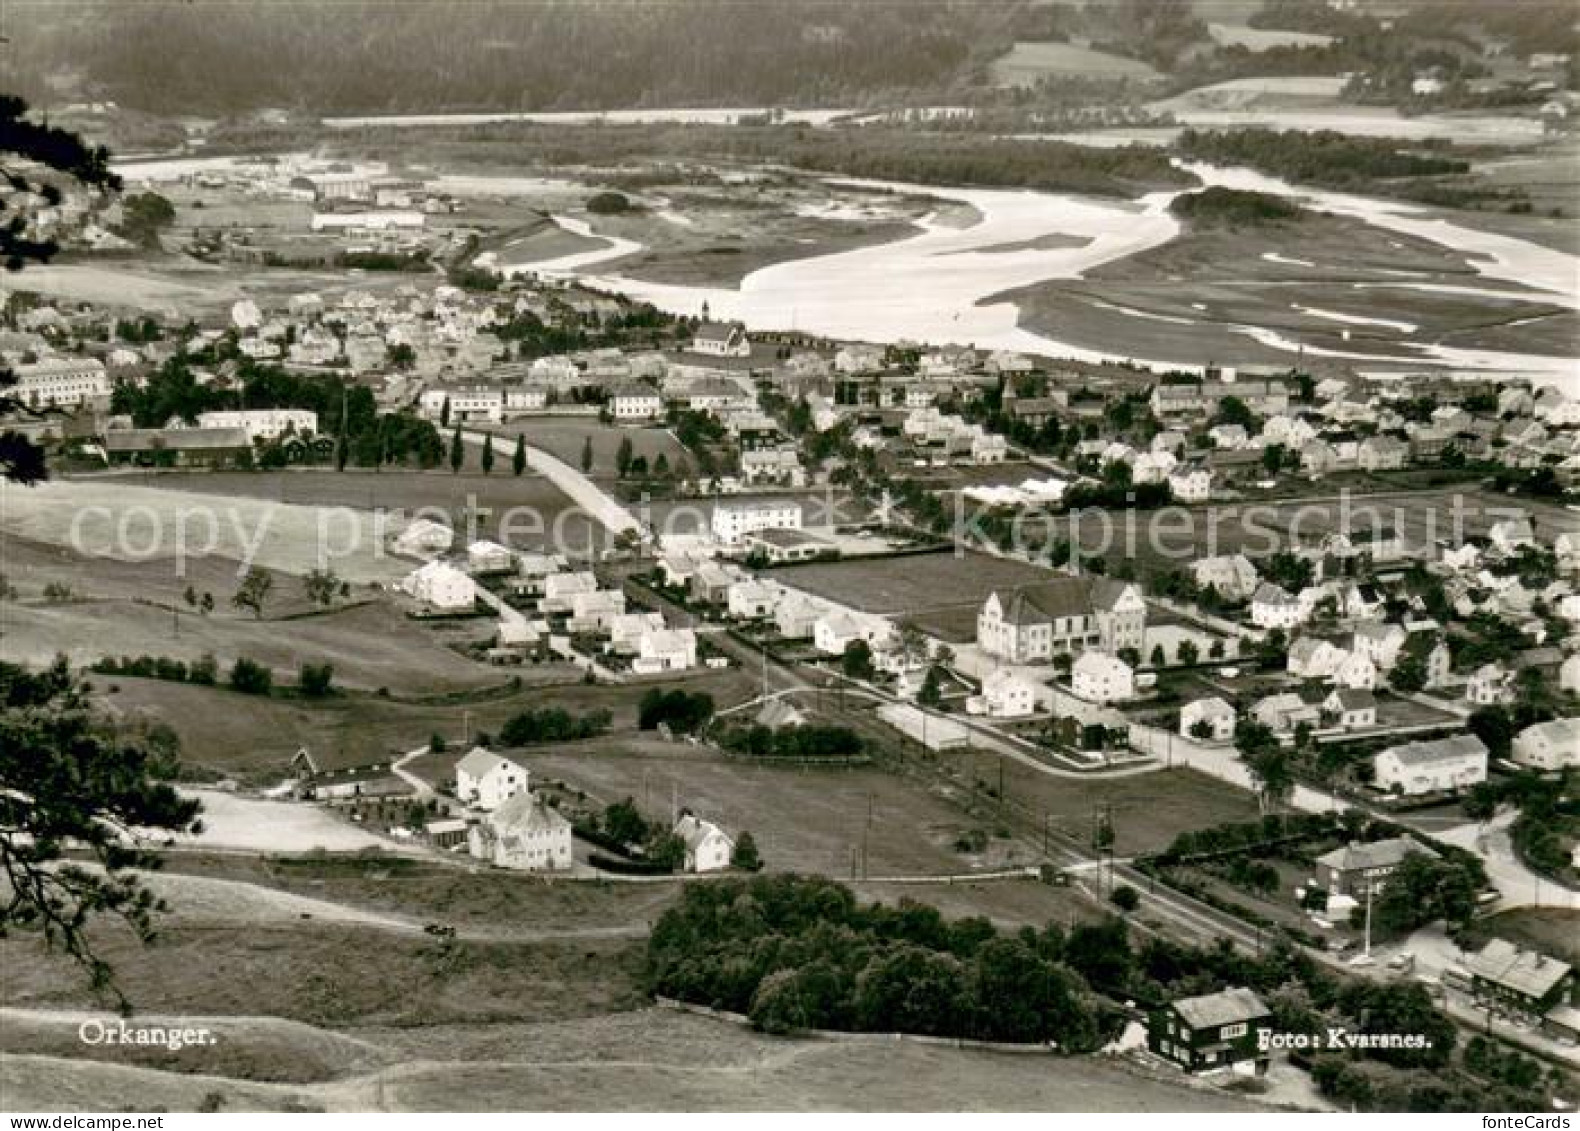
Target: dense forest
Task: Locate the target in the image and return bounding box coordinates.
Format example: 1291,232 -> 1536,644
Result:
1176,128 -> 1472,187
6,0 -> 1021,115
1168,186 -> 1306,226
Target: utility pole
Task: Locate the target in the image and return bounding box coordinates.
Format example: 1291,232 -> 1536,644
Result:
1363,880 -> 1373,959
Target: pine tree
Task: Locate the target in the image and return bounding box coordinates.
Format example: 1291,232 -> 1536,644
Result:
580,435 -> 594,473
512,433 -> 526,476
450,427 -> 464,474
616,435 -> 634,479
440,396 -> 451,427
480,433 -> 495,474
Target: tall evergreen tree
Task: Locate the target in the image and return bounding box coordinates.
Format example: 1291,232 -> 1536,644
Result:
512,433 -> 526,476
450,427 -> 464,474
480,433 -> 495,474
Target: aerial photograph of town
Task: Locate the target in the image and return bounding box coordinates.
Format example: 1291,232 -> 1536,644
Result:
0,0 -> 1577,1118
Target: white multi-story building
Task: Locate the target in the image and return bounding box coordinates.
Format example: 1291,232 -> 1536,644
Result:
11,357 -> 109,407
976,579 -> 1145,664
711,500 -> 802,545
1251,583 -> 1305,630
610,385 -> 663,422
195,409 -> 318,442
469,791 -> 572,871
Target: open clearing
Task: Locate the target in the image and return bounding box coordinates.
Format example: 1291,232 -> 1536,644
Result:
138,468 -> 602,554
990,41 -> 1162,87
0,1007 -> 1261,1112
2,478 -> 407,583
932,760 -> 1261,859
773,549 -> 1056,641
91,670 -> 757,781
0,536 -> 503,695
524,738 -> 1037,877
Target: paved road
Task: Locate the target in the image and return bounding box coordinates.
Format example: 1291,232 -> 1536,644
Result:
461,428 -> 642,537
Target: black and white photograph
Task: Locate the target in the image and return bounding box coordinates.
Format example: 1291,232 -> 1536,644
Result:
0,0 -> 1577,1118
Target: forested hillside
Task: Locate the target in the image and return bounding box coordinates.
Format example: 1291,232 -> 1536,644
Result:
6,0 -> 1023,115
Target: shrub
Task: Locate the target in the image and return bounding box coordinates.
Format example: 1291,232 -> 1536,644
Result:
229,657 -> 273,695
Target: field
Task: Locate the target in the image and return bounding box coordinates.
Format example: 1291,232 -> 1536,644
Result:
0,1007 -> 1261,1112
930,760 -> 1261,859
0,536 -> 507,696
0,848 -> 1265,1112
2,478 -> 408,583
1205,23 -> 1334,51
999,210 -> 1577,371
89,668 -> 758,780
773,550 -> 1057,642
481,418 -> 691,489
138,468 -> 603,554
990,41 -> 1162,87
522,737 -> 1038,878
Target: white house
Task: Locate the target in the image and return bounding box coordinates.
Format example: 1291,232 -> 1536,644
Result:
611,384 -> 663,422
1324,687 -> 1377,730
11,356 -> 110,407
1332,651 -> 1378,691
196,408 -> 318,442
814,612 -> 869,657
1251,583 -> 1304,630
1168,467 -> 1213,503
1561,653 -> 1580,695
1489,517 -> 1536,555
454,748 -> 527,811
466,539 -> 516,575
728,578 -> 781,620
1511,718 -> 1580,771
690,321 -> 751,358
393,517 -> 455,558
401,561 -> 476,610
1180,696 -> 1236,743
977,579 -> 1146,663
1373,735 -> 1488,796
634,628 -> 698,674
469,791 -> 573,871
775,595 -> 822,640
541,570 -> 599,613
1192,554 -> 1259,601
967,669 -> 1038,718
1071,651 -> 1135,705
608,611 -> 666,654
568,588 -> 627,632
1287,637 -> 1346,681
674,813 -> 735,872
1466,662 -> 1515,706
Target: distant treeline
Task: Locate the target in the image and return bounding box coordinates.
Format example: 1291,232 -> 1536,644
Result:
1177,128 -> 1469,187
344,121 -> 1194,197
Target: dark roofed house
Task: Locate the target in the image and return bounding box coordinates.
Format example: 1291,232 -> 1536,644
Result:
1466,940 -> 1574,1018
1314,836 -> 1434,897
103,426 -> 253,467
1149,987 -> 1273,1074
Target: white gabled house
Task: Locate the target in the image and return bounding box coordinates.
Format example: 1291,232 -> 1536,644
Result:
401,561 -> 477,611
1251,583 -> 1304,630
967,669 -> 1039,719
634,627 -> 698,674
1372,735 -> 1488,796
455,748 -> 527,811
674,813 -> 735,873
1180,696 -> 1236,743
1071,650 -> 1135,705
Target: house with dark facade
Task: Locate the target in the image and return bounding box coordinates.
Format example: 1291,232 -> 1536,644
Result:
1466,940 -> 1574,1019
1149,987 -> 1273,1074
